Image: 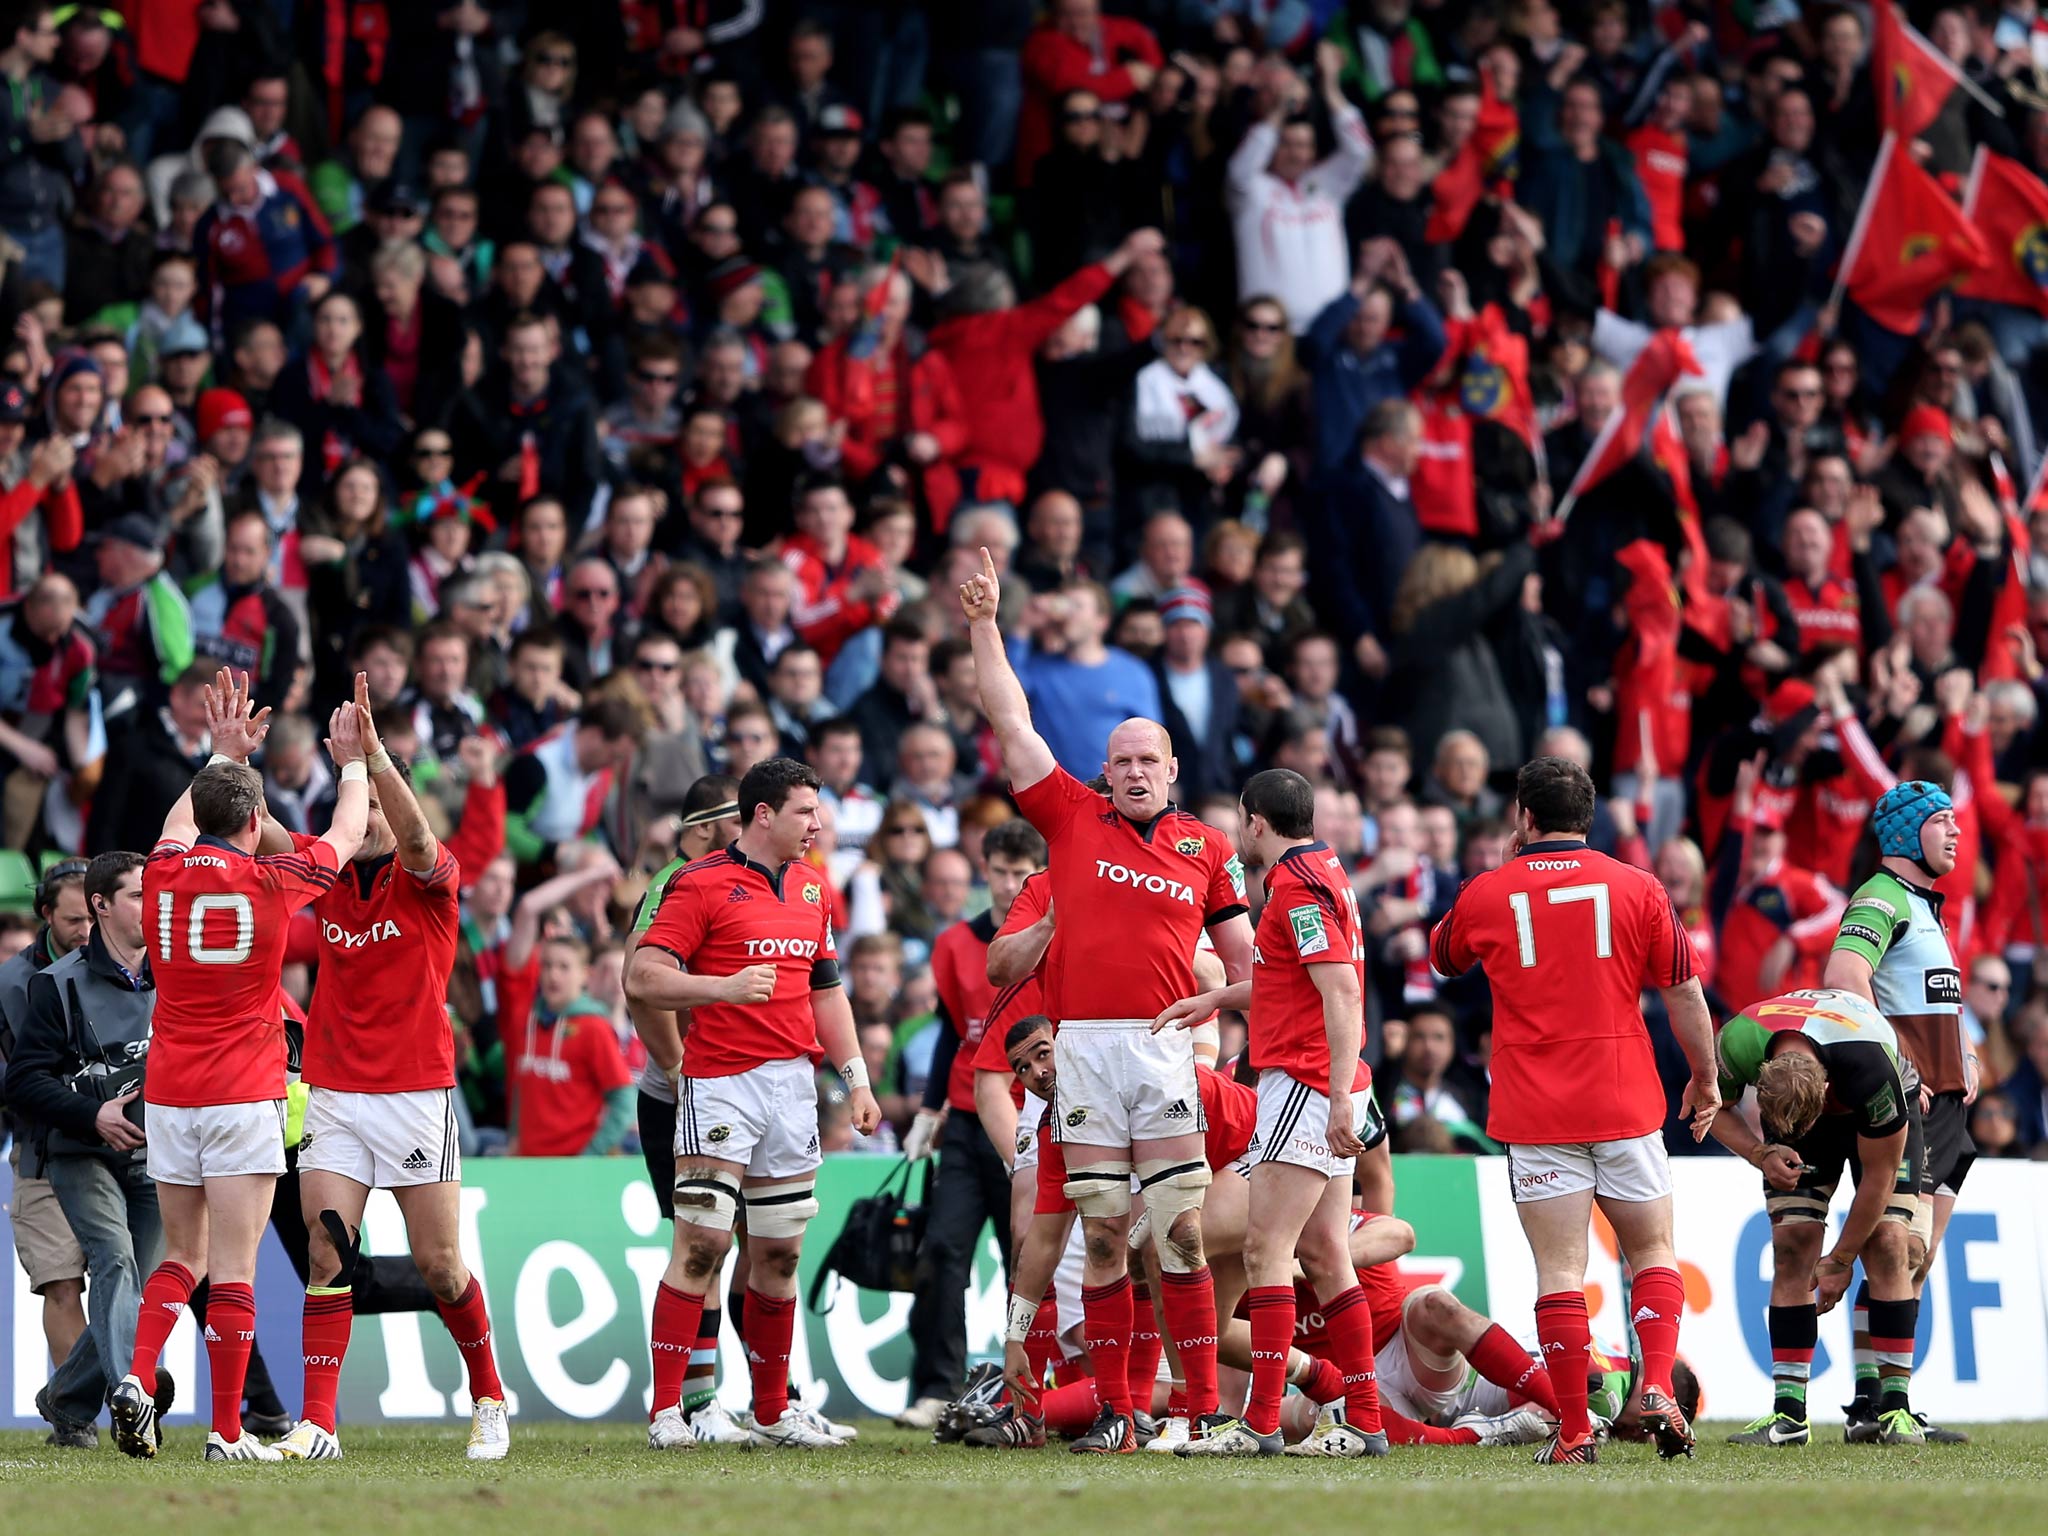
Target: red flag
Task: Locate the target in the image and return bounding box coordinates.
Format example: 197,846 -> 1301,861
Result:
1839,135 -> 1989,335
1647,402 -> 1729,650
1958,147 -> 2048,315
1872,2 -> 1964,141
1446,304 -> 1537,448
1558,329 -> 1701,513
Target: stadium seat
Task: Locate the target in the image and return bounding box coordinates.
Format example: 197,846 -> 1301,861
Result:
0,850 -> 38,914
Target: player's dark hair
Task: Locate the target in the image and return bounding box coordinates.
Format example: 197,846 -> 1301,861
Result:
1241,768 -> 1316,839
189,761 -> 266,838
1005,1015 -> 1052,1052
682,773 -> 740,819
1513,756 -> 1596,836
983,819 -> 1048,868
738,757 -> 821,823
34,855 -> 88,918
83,851 -> 143,916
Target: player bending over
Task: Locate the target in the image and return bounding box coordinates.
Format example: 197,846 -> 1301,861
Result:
112,684 -> 369,1461
626,759 -> 881,1449
1708,987 -> 1925,1447
1430,757 -> 1717,1465
961,548 -> 1255,1454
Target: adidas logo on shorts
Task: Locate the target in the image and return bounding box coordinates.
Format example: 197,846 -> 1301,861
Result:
1163,1099 -> 1191,1120
401,1148 -> 433,1171
727,884 -> 751,903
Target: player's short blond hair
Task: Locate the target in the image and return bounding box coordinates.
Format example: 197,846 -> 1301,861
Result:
189,761 -> 264,838
1757,1051 -> 1827,1141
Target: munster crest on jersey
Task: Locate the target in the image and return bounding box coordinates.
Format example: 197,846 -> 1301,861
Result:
1175,836 -> 1205,856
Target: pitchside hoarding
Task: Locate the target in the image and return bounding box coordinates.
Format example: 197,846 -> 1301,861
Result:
3,1154 -> 2041,1429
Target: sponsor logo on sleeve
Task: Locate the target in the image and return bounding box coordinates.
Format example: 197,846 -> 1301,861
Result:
1225,854 -> 1246,900
1865,1085 -> 1898,1126
1289,904 -> 1330,957
1839,923 -> 1885,948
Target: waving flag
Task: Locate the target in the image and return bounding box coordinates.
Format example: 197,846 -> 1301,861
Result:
1556,329 -> 1701,519
1958,147 -> 2048,316
1838,133 -> 1988,335
1872,2 -> 1965,140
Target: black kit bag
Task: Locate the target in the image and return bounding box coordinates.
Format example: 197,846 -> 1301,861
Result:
806,1157 -> 929,1311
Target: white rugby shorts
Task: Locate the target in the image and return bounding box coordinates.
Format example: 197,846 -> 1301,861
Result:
1052,1019 -> 1201,1148
675,1055 -> 820,1178
1013,1089 -> 1048,1173
299,1086 -> 461,1188
1245,1068 -> 1371,1179
147,1099 -> 287,1185
1506,1133 -> 1672,1204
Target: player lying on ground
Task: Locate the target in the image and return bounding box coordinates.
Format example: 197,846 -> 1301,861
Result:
1708,985 -> 1927,1448
112,680 -> 369,1462
962,547 -> 1255,1454
626,759 -> 881,1450
1430,755 -> 1718,1467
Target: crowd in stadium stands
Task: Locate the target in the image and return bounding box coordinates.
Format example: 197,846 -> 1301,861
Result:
4,0 -> 2048,1194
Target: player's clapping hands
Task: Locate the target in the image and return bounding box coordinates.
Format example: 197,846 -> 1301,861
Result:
326,687 -> 367,766
205,667 -> 271,762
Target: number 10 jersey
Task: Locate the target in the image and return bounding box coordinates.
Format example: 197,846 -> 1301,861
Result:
143,832 -> 340,1107
1429,837 -> 1697,1146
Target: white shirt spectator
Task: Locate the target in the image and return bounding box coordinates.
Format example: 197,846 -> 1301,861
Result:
1227,104 -> 1373,334
1592,308 -> 1756,408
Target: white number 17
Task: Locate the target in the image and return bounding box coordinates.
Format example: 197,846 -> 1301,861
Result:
1507,884 -> 1612,968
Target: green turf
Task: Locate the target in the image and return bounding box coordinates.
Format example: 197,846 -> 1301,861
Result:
4,1423 -> 2047,1536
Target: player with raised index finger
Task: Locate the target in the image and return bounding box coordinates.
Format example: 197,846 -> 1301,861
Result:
959,546 -> 1256,1456
1429,756 -> 1718,1466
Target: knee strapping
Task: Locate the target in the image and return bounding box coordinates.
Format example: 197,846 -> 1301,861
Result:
743,1178 -> 820,1239
1063,1159 -> 1134,1219
673,1169 -> 743,1232
316,1210 -> 362,1285
1137,1158 -> 1210,1270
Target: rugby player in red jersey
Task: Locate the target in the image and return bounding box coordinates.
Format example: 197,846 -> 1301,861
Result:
262,675 -> 509,1463
625,758 -> 881,1450
960,549 -> 1254,1456
1430,757 -> 1718,1466
900,819 -> 1051,1430
1157,769 -> 1386,1458
110,683 -> 370,1462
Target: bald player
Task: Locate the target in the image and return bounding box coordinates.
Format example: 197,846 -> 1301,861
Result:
961,549 -> 1255,1456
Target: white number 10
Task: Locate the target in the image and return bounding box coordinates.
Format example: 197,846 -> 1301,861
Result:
157,890 -> 256,965
1507,883 -> 1612,968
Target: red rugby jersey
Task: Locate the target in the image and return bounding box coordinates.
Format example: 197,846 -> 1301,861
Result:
1199,1064 -> 1257,1168
144,832 -> 339,1107
969,870 -> 1052,1107
1250,841 -> 1364,1092
639,843 -> 838,1078
930,910 -> 1002,1113
303,844 -> 461,1093
1013,768 -> 1244,1023
1430,838 -> 1695,1145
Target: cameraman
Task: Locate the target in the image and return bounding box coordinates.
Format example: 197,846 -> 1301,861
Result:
0,856 -> 92,1445
5,851 -> 159,1442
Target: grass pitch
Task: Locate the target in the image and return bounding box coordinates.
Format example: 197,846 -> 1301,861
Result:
4,1422 -> 2047,1536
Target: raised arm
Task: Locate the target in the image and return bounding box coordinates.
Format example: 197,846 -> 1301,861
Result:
507,854 -> 620,974
354,672 -> 437,873
318,700 -> 370,864
959,546 -> 1056,794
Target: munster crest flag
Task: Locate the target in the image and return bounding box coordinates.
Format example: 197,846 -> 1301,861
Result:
1556,329 -> 1700,517
1958,147 -> 2048,315
1872,1 -> 1964,140
1839,134 -> 1989,335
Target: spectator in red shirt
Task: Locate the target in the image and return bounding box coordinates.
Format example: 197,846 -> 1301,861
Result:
780,472 -> 899,706
1016,0 -> 1160,187
807,264 -> 967,533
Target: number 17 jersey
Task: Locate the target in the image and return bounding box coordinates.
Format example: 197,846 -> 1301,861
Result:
144,832 -> 341,1108
1430,838 -> 1695,1145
